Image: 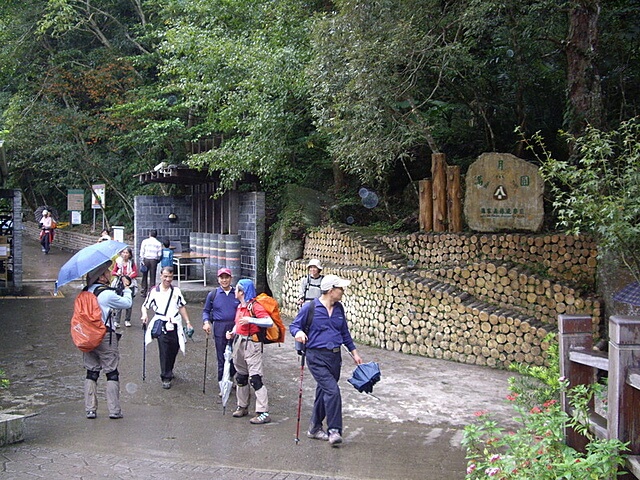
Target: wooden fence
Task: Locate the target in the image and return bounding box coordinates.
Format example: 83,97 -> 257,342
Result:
559,314 -> 640,479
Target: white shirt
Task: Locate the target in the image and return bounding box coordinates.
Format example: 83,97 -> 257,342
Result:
140,236 -> 162,260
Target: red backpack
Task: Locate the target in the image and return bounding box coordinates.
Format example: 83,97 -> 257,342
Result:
248,293 -> 286,344
70,286 -> 109,352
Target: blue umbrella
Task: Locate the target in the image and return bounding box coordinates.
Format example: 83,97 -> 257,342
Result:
348,361 -> 381,399
56,240 -> 128,293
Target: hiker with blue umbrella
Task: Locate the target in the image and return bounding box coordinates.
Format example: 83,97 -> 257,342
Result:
56,240 -> 133,419
290,274 -> 363,447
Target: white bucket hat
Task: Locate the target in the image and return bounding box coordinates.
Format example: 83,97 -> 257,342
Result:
307,259 -> 323,270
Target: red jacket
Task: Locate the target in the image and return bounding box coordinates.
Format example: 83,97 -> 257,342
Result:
235,301 -> 269,337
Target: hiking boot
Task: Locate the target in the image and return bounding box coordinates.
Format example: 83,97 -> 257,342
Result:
86,410 -> 97,419
250,412 -> 271,424
232,406 -> 248,418
109,413 -> 123,419
328,429 -> 342,446
307,428 -> 329,441
162,380 -> 171,389
124,320 -> 132,327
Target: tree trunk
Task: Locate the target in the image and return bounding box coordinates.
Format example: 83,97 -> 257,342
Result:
566,0 -> 602,136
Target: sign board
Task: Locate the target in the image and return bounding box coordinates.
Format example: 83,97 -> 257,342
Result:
112,226 -> 124,243
67,189 -> 84,211
464,152 -> 544,232
71,211 -> 82,225
91,184 -> 105,209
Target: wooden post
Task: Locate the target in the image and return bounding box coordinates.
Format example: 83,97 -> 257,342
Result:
419,179 -> 433,231
608,316 -> 640,456
558,314 -> 594,452
432,153 -> 447,232
446,165 -> 462,232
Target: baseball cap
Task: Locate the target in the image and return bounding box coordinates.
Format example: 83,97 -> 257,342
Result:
320,274 -> 351,291
307,259 -> 323,270
217,267 -> 232,277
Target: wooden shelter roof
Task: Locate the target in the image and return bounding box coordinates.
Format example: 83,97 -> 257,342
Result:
134,163 -> 218,185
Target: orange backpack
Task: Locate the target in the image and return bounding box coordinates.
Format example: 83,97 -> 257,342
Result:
249,293 -> 286,344
70,286 -> 109,352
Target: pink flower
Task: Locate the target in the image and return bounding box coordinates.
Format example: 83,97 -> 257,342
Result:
530,406 -> 542,414
543,399 -> 557,408
466,464 -> 477,474
506,393 -> 518,401
490,454 -> 501,463
474,410 -> 488,417
485,467 -> 501,476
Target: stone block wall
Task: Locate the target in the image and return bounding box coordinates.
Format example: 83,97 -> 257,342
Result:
281,226 -> 601,369
24,223 -> 97,252
0,189 -> 22,292
134,196 -> 192,258
135,192 -> 265,288
238,192 -> 266,291
10,190 -> 22,290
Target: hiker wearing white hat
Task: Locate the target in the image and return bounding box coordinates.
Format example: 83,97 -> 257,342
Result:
297,259 -> 324,307
290,273 -> 363,446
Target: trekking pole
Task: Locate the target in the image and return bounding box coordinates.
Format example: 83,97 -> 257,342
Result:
295,347 -> 306,445
142,323 -> 147,382
203,336 -> 209,394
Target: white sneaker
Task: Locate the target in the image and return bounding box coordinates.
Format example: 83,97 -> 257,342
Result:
328,429 -> 342,446
124,321 -> 132,327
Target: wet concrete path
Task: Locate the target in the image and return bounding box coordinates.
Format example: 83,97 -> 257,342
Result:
0,237 -> 517,479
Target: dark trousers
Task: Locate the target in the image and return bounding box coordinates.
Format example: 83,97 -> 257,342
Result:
306,348 -> 343,433
141,258 -> 159,293
214,321 -> 236,381
158,328 -> 179,381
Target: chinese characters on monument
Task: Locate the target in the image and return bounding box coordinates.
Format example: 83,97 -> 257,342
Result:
464,153 -> 544,232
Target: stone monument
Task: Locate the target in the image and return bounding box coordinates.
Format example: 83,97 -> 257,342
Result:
464,152 -> 544,232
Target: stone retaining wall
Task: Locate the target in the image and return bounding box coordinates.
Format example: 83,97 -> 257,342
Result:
281,226 -> 601,369
23,223 -> 99,252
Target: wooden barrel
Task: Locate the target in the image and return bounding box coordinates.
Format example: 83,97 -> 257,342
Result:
225,234 -> 242,280
189,231 -> 198,254
206,233 -> 218,280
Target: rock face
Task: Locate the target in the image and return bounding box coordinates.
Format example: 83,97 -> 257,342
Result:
464,152 -> 544,232
266,185 -> 331,302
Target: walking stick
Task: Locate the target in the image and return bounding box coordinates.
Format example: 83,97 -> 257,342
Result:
142,323 -> 147,382
295,302 -> 315,444
203,336 -> 209,394
295,347 -> 306,445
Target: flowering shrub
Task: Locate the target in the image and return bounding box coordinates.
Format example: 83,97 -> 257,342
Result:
462,340 -> 628,479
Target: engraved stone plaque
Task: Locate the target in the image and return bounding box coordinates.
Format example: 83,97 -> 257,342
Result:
464,152 -> 544,232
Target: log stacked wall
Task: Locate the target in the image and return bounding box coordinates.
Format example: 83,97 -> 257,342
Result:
281,226 -> 600,369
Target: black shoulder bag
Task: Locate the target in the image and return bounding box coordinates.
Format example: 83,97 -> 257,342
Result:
151,287 -> 174,338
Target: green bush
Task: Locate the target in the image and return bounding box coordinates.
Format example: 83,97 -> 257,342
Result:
462,338 -> 628,479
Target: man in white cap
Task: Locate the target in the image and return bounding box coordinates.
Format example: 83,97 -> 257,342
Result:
290,274 -> 363,446
297,259 -> 324,307
83,261 -> 132,419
